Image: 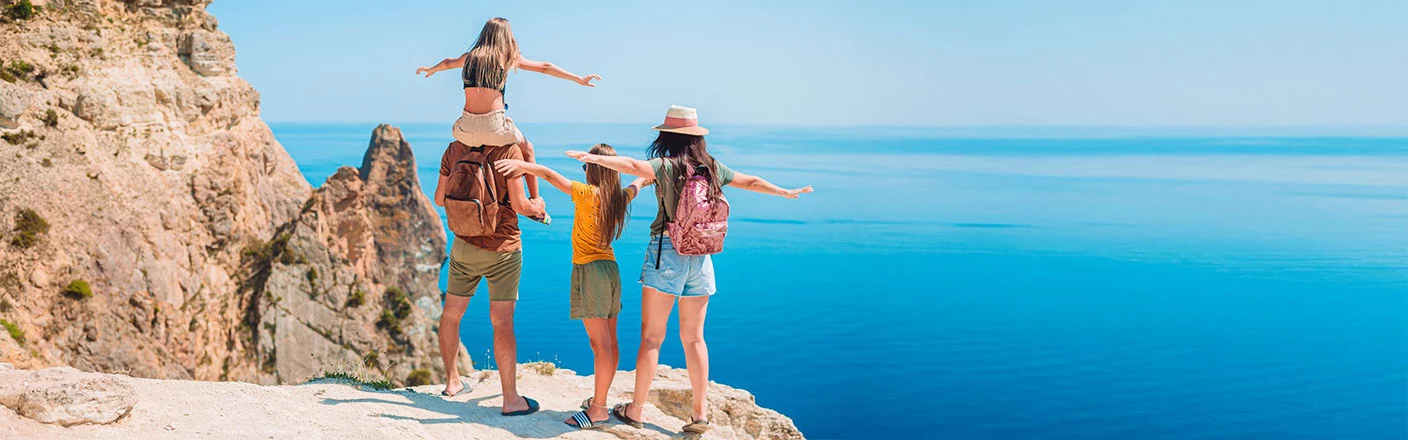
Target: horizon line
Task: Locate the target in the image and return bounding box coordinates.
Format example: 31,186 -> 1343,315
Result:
261,121 -> 1408,137
263,120 -> 1408,129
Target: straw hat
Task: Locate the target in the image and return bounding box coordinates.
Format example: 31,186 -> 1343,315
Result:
651,105 -> 709,136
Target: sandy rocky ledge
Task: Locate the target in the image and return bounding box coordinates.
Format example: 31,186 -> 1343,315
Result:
0,362 -> 804,439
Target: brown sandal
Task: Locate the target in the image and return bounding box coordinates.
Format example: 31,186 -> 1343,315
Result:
612,403 -> 644,428
682,419 -> 711,434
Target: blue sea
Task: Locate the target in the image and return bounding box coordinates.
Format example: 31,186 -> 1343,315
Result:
271,122 -> 1408,440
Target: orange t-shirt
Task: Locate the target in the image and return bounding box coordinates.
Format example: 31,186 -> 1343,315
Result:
570,181 -> 637,264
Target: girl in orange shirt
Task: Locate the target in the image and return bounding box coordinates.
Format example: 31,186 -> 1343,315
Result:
494,144 -> 650,430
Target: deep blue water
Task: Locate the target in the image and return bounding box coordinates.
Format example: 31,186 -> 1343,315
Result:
271,122 -> 1408,440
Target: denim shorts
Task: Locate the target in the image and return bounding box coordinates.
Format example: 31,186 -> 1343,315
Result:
640,235 -> 716,297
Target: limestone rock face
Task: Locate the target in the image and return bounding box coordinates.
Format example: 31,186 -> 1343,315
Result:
243,125 -> 457,384
0,82 -> 36,128
177,29 -> 235,76
0,2 -> 455,386
0,366 -> 137,426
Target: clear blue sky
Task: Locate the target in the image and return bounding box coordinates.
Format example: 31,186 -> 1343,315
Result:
209,0 -> 1406,127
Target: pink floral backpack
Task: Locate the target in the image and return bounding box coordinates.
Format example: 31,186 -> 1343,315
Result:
665,165 -> 730,256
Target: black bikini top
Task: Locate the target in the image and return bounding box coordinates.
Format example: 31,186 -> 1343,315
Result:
462,59 -> 507,90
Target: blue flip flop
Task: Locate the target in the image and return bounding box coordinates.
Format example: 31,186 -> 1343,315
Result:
502,396 -> 540,416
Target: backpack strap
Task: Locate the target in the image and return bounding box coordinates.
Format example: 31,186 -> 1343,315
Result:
655,162 -> 711,270
465,146 -> 499,205
496,146 -> 515,206
475,145 -> 517,206
655,234 -> 664,270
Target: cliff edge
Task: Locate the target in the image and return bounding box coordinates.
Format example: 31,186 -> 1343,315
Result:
0,363 -> 805,439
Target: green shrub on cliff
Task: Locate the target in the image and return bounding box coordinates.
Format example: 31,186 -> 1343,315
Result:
376,309 -> 399,333
405,369 -> 432,387
10,208 -> 49,248
241,231 -> 292,266
63,279 -> 92,299
2,130 -> 35,145
346,289 -> 366,308
308,370 -> 394,391
7,0 -> 36,21
374,287 -> 414,339
386,287 -> 412,320
2,60 -> 36,83
1,319 -> 23,345
6,60 -> 33,76
42,109 -> 58,127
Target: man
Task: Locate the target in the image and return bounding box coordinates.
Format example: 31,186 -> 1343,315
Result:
434,140 -> 545,416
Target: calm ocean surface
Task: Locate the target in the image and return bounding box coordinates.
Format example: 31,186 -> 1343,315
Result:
271,122 -> 1408,440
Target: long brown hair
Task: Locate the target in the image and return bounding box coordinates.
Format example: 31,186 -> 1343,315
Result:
586,144 -> 631,246
462,17 -> 519,90
646,132 -> 723,201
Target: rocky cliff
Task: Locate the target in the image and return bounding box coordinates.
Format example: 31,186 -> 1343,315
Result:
0,0 -> 457,386
244,124 -> 457,385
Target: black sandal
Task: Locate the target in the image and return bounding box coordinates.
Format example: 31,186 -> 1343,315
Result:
501,396 -> 539,416
612,402 -> 644,428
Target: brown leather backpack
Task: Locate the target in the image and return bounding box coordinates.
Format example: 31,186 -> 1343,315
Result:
443,142 -> 509,237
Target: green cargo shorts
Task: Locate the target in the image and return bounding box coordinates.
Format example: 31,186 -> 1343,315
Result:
570,259 -> 622,320
447,239 -> 522,301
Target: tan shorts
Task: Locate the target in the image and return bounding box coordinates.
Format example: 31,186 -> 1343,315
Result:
446,239 -> 522,301
570,260 -> 622,320
451,110 -> 523,147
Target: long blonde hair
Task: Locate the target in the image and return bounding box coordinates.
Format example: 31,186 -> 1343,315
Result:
462,17 -> 519,90
586,144 -> 631,247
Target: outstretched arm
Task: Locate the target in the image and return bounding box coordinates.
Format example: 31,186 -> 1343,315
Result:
517,56 -> 601,87
504,175 -> 546,217
566,150 -> 653,179
494,159 -> 573,195
416,53 -> 468,78
728,172 -> 814,199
